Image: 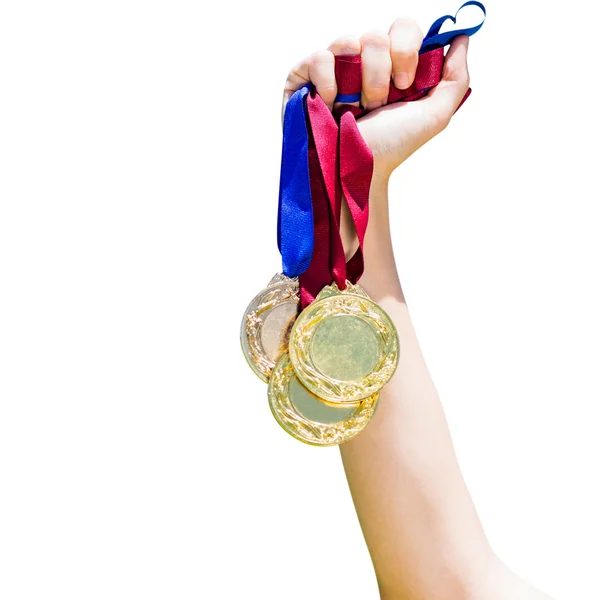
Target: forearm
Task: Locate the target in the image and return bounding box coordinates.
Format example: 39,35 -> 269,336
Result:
339,177 -> 551,599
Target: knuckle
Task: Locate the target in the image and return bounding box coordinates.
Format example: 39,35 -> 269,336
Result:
364,78 -> 390,93
391,16 -> 423,39
390,47 -> 418,62
318,84 -> 337,98
363,85 -> 389,105
285,59 -> 308,84
392,15 -> 418,28
390,16 -> 424,56
451,67 -> 470,92
329,34 -> 361,55
360,29 -> 390,50
310,49 -> 334,66
286,62 -> 300,78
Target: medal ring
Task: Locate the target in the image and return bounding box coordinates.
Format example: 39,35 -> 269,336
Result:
289,283 -> 399,403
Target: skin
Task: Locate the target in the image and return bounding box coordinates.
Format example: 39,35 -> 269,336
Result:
282,17 -> 555,600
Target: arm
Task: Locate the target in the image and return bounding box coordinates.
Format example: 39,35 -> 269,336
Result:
341,174 -> 493,598
340,176 -> 554,599
283,15 -> 554,600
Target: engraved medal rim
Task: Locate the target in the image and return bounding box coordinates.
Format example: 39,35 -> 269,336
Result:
240,274 -> 299,383
288,283 -> 400,403
268,351 -> 379,447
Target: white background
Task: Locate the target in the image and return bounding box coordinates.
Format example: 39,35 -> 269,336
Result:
1,1 -> 599,598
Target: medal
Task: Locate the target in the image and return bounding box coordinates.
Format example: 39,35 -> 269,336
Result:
239,84 -> 313,382
268,351 -> 379,446
289,282 -> 399,404
240,274 -> 299,382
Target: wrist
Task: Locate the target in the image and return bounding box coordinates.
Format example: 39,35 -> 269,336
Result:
340,172 -> 403,300
370,169 -> 391,194
360,175 -> 405,301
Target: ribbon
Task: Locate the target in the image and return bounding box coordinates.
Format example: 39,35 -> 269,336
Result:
421,1 -> 486,53
298,95 -> 374,307
339,107 -> 372,285
334,55 -> 362,104
277,84 -> 313,278
297,2 -> 486,306
298,92 -> 337,307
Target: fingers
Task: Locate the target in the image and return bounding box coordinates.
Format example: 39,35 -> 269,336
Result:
359,30 -> 391,110
283,17 -> 463,121
388,17 -> 423,90
282,50 -> 337,114
422,35 -> 470,132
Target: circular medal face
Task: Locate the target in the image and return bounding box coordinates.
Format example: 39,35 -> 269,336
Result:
268,351 -> 378,446
289,283 -> 399,403
240,275 -> 300,382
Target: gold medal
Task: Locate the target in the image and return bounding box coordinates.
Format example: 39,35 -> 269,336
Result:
268,351 -> 379,446
288,282 -> 399,404
240,274 -> 300,382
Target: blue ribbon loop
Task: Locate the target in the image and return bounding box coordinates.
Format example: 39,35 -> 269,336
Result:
277,84 -> 313,278
420,1 -> 486,53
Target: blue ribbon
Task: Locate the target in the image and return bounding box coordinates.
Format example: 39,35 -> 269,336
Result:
277,84 -> 313,278
336,93 -> 361,103
420,1 -> 486,53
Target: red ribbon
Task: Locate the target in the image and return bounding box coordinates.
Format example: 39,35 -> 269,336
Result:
300,48 -> 467,308
299,94 -> 373,307
297,105 -> 332,308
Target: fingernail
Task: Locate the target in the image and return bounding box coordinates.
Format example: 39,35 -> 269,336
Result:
393,72 -> 409,89
366,101 -> 383,111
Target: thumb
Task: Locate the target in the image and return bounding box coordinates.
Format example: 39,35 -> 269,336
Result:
421,35 -> 471,131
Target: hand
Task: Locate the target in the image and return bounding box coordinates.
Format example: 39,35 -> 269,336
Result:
283,17 -> 471,177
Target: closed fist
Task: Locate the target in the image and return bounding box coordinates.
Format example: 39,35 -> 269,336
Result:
283,17 -> 471,177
